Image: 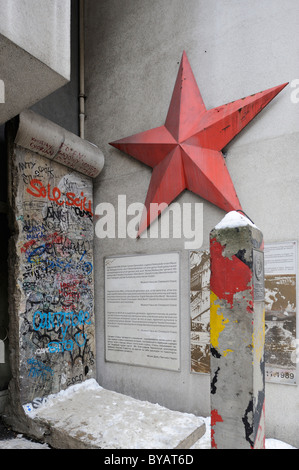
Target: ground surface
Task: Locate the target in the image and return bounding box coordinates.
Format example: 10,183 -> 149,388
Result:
0,415 -> 296,449
0,417 -> 50,448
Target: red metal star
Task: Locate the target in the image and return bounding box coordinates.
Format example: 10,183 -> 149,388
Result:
110,51 -> 287,236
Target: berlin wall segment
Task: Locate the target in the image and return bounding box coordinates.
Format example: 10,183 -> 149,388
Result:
8,143 -> 96,412
209,215 -> 265,449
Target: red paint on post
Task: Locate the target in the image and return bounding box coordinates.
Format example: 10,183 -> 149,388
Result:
211,408 -> 224,448
210,238 -> 252,307
254,400 -> 266,449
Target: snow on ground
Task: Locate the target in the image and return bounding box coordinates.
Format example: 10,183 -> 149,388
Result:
0,434 -> 50,449
191,416 -> 297,449
0,416 -> 296,449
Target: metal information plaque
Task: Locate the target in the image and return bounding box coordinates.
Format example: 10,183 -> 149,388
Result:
105,252 -> 180,371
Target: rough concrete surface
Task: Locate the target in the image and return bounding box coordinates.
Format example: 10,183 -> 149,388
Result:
20,379 -> 205,449
210,213 -> 265,448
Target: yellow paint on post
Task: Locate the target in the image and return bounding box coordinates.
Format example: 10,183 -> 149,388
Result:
210,290 -> 229,349
223,349 -> 234,356
252,308 -> 265,363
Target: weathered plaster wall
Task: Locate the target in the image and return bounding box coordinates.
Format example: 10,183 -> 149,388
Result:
85,0 -> 299,446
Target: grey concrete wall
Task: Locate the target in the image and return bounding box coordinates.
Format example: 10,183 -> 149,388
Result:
85,0 -> 299,446
0,0 -> 70,80
0,0 -> 71,125
31,0 -> 80,136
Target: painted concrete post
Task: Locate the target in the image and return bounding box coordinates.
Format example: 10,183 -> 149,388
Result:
210,211 -> 265,449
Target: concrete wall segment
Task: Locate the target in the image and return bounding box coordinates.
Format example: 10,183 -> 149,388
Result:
4,111 -> 103,430
15,110 -> 104,178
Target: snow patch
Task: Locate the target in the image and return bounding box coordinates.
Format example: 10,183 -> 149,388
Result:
215,211 -> 258,230
23,378 -> 101,417
192,417 -> 296,449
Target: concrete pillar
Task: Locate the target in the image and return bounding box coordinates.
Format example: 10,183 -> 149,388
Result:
210,211 -> 265,449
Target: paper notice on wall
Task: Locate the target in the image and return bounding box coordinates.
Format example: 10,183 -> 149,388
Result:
105,253 -> 180,371
264,241 -> 297,385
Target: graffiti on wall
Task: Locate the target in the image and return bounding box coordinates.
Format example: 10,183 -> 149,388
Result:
14,147 -> 95,406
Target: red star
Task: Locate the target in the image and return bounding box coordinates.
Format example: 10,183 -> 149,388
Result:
110,51 -> 287,237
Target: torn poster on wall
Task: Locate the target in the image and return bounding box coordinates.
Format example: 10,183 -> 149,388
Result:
189,243 -> 297,385
264,241 -> 297,385
190,250 -> 210,374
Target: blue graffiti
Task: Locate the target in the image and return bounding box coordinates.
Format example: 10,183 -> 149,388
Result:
27,358 -> 54,380
33,310 -> 91,340
48,332 -> 87,353
27,246 -> 93,274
